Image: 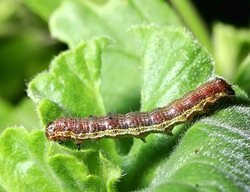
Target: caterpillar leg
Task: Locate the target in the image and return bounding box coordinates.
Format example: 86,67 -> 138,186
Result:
77,143 -> 81,151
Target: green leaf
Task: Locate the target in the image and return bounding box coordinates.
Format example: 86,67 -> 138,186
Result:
0,2 -> 62,103
147,105 -> 250,192
170,0 -> 212,52
37,99 -> 64,127
139,26 -> 214,111
235,54 -> 250,94
23,0 -> 62,21
27,37 -> 121,170
213,23 -> 250,80
28,38 -> 108,125
116,27 -> 250,191
50,0 -> 181,48
99,152 -> 121,191
117,26 -> 214,191
0,128 -> 121,192
49,0 -> 181,112
0,99 -> 12,132
0,0 -> 18,23
0,98 -> 40,132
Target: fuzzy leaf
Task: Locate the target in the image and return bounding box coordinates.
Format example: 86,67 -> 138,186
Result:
27,37 -> 122,191
0,128 -> 121,192
49,0 -> 181,112
139,27 -> 214,111
147,105 -> 250,192
117,26 -> 214,190
117,27 -> 250,192
28,38 -> 108,125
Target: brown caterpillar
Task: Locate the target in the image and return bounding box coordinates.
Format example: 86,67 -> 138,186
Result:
46,78 -> 234,149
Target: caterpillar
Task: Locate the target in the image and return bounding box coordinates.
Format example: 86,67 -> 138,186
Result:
45,78 -> 235,149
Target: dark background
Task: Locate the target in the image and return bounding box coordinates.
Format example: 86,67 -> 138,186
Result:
192,0 -> 250,29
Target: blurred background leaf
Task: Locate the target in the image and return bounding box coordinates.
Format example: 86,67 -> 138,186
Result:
235,54 -> 250,93
213,23 -> 250,82
0,0 -> 63,104
24,0 -> 62,21
0,98 -> 39,133
170,0 -> 212,52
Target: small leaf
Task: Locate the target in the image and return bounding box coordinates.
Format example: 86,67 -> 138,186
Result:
37,99 -> 64,126
0,128 -> 63,192
28,38 -> 108,121
99,152 -> 121,191
27,37 -> 122,190
48,155 -> 100,191
0,128 -> 121,192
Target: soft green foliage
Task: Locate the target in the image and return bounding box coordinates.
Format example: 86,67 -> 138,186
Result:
0,128 -> 121,192
137,26 -> 214,111
0,0 -> 61,103
116,27 -> 250,191
28,38 -> 108,125
117,26 -> 215,190
24,0 -> 62,21
1,0 -> 250,192
235,54 -> 250,94
49,0 -> 181,113
49,0 -> 181,48
0,98 -> 39,132
213,23 -> 250,83
29,25 -> 250,191
147,105 -> 250,192
170,0 -> 212,52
